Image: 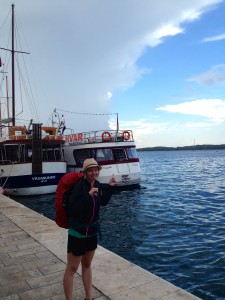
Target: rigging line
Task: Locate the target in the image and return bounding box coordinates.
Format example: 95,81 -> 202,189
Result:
0,54 -> 10,77
0,10 -> 12,83
0,47 -> 30,54
0,58 -> 10,100
0,163 -> 15,188
0,24 -> 12,98
15,12 -> 39,113
15,117 -> 34,122
55,108 -> 117,116
26,55 -> 40,121
16,52 -> 35,119
0,24 -> 11,75
0,8 -> 10,33
0,103 -> 7,120
45,115 -> 53,126
1,16 -> 30,55
15,18 -> 39,120
12,23 -> 39,122
15,53 -> 24,117
16,60 -> 37,120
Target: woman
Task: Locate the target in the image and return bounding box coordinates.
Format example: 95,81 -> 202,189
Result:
63,158 -> 116,300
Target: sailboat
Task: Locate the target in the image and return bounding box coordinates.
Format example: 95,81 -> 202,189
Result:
0,4 -> 66,196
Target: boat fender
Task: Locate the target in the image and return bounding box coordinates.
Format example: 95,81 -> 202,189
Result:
122,131 -> 130,141
102,131 -> 111,142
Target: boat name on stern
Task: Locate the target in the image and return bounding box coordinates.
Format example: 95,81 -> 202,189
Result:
32,176 -> 56,183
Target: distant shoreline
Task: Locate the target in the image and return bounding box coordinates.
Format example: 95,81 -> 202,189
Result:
137,144 -> 225,151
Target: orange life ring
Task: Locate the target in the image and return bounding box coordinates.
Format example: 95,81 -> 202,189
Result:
122,131 -> 130,141
102,131 -> 111,142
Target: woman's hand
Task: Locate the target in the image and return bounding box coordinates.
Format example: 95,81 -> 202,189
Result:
109,175 -> 116,186
89,187 -> 99,196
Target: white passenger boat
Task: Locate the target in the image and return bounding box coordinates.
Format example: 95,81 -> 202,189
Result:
63,129 -> 141,187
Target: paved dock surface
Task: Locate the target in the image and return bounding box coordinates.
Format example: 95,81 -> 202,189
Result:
0,195 -> 201,300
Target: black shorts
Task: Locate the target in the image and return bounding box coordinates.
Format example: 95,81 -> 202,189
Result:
67,234 -> 98,256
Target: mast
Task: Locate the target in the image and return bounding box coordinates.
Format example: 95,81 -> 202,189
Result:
11,4 -> 15,126
0,5 -> 30,127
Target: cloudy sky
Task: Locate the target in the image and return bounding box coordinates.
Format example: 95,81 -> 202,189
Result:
0,0 -> 225,148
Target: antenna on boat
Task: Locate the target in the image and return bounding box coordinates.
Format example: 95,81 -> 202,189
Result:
116,113 -> 119,132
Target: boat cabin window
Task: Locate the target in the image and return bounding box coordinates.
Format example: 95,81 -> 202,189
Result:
112,148 -> 127,161
1,145 -> 20,163
54,149 -> 62,160
96,149 -> 113,161
0,146 -> 6,162
28,149 -> 32,158
47,150 -> 55,161
24,148 -> 32,162
42,149 -> 63,161
126,147 -> 138,159
74,149 -> 93,164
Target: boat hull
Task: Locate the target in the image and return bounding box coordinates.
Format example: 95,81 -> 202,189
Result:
4,183 -> 63,196
64,140 -> 141,187
68,163 -> 141,187
0,162 -> 66,196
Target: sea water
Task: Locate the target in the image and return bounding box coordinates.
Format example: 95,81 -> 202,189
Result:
13,150 -> 225,300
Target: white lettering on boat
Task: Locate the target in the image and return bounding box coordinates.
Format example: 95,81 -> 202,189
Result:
121,175 -> 130,181
32,176 -> 56,181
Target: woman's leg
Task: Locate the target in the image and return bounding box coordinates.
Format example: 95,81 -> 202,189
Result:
63,252 -> 82,300
81,250 -> 95,300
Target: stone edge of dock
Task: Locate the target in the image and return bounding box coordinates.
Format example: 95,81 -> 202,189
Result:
0,194 -> 201,300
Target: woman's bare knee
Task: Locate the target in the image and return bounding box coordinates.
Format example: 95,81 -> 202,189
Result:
81,260 -> 91,269
81,250 -> 95,269
67,264 -> 78,274
66,253 -> 81,274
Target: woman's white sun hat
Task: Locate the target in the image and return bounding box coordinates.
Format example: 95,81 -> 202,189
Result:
82,158 -> 102,173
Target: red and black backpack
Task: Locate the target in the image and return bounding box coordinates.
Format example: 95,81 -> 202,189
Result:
55,172 -> 84,229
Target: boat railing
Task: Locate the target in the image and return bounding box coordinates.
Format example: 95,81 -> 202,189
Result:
0,125 -> 64,142
5,134 -> 63,141
64,130 -> 134,145
1,133 -> 63,141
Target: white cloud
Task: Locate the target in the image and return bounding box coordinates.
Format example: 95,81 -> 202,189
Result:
202,33 -> 225,42
112,118 -> 215,148
0,0 -> 223,133
108,106 -> 224,148
146,24 -> 183,47
184,121 -> 216,128
187,65 -> 225,86
107,91 -> 112,99
157,99 -> 225,123
118,116 -> 223,147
